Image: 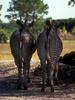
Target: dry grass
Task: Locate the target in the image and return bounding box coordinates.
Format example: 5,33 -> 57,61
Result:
62,40 -> 75,56
0,42 -> 75,100
0,43 -> 13,60
0,41 -> 75,60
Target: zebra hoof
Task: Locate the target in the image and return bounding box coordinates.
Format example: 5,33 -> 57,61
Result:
54,78 -> 59,85
27,77 -> 31,83
24,86 -> 28,90
17,84 -> 22,90
41,87 -> 45,92
51,87 -> 54,92
46,80 -> 51,87
54,81 -> 59,85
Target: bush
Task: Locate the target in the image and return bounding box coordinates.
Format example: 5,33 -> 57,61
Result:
59,51 -> 75,65
0,32 -> 7,43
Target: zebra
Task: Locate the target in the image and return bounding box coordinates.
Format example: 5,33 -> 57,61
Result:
10,19 -> 36,90
37,19 -> 63,92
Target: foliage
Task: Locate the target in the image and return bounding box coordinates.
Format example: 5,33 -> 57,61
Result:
62,26 -> 67,33
71,27 -> 75,35
6,0 -> 49,21
5,0 -> 49,38
59,51 -> 75,66
65,18 -> 75,32
0,5 -> 2,16
0,26 -> 8,43
68,0 -> 75,6
0,32 -> 7,43
30,16 -> 45,39
0,20 -> 18,41
0,5 -> 2,10
57,18 -> 75,33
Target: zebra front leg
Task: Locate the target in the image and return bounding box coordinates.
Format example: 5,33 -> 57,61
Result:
41,62 -> 46,92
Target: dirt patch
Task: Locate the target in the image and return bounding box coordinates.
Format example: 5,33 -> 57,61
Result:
0,61 -> 75,100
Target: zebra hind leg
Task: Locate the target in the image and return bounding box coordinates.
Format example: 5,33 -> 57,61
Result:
17,66 -> 22,90
54,63 -> 59,85
46,60 -> 51,87
23,64 -> 28,90
46,60 -> 54,92
41,62 -> 46,92
50,64 -> 55,92
27,64 -> 31,83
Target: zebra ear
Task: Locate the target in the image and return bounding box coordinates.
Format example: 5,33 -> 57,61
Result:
16,20 -> 23,27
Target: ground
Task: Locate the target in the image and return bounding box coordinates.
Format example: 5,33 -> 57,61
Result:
0,61 -> 75,100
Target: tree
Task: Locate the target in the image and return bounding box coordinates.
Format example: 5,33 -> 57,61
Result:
6,0 -> 48,21
0,5 -> 2,16
0,32 -> 7,43
6,0 -> 49,37
68,0 -> 75,6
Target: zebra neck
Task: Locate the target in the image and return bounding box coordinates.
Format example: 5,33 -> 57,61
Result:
45,26 -> 52,39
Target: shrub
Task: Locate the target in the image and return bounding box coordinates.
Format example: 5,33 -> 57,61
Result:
59,51 -> 75,65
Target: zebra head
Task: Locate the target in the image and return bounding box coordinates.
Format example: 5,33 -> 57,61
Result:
16,19 -> 34,43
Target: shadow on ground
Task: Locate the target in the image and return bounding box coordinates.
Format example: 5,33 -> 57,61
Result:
0,61 -> 75,99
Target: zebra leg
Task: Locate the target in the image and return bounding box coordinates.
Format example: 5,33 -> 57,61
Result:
41,61 -> 46,92
15,59 -> 22,89
17,66 -> 22,89
23,65 -> 28,90
50,64 -> 54,92
54,63 -> 59,85
27,64 -> 31,83
46,60 -> 51,87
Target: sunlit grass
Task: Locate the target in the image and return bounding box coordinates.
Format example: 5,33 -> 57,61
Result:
63,40 -> 75,44
0,40 -> 75,60
0,43 -> 13,60
62,40 -> 75,56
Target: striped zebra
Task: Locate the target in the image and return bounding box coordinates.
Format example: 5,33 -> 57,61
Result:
37,19 -> 63,92
10,20 -> 36,90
